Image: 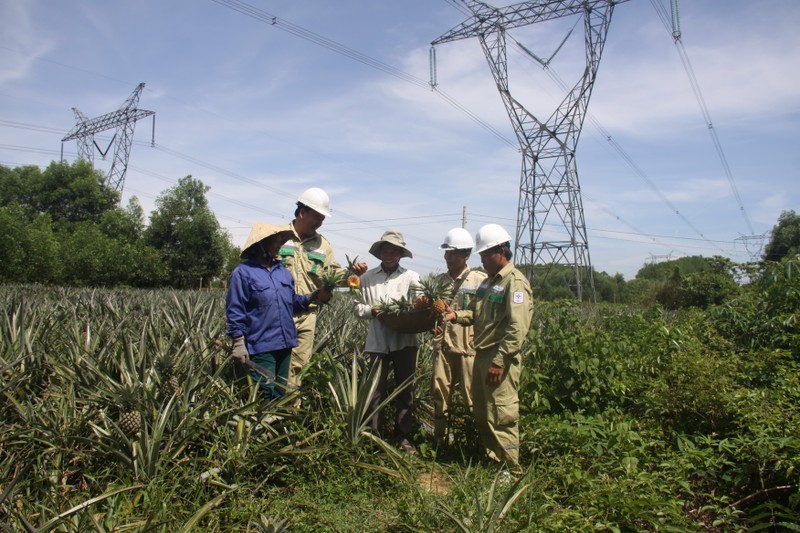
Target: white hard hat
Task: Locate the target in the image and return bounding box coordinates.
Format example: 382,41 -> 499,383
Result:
297,187 -> 331,217
474,223 -> 512,253
440,227 -> 474,251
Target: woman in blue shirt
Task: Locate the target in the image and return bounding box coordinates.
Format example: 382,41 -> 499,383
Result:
226,222 -> 319,400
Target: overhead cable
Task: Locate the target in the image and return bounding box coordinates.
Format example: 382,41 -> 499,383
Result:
650,0 -> 755,235
511,37 -> 727,255
210,0 -> 516,149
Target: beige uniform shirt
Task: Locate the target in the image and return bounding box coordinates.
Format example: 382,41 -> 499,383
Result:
437,268 -> 487,357
455,262 -> 533,368
279,226 -> 342,298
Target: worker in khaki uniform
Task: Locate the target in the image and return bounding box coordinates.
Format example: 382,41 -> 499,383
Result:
445,224 -> 532,470
279,187 -> 367,391
431,228 -> 487,444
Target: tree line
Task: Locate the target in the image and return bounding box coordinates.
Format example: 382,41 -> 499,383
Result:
0,161 -> 238,288
1,160 -> 798,302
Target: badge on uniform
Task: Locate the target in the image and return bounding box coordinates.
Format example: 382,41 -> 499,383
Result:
513,291 -> 524,304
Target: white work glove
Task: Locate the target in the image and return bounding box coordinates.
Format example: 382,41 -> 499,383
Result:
231,337 -> 249,363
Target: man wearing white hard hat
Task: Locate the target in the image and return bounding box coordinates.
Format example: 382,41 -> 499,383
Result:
280,187 -> 367,394
444,223 -> 532,471
430,228 -> 487,445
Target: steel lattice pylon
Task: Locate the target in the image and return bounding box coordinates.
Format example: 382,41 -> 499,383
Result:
61,83 -> 155,194
433,0 -> 625,301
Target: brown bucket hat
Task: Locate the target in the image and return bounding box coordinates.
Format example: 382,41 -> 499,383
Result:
368,229 -> 413,260
240,222 -> 293,258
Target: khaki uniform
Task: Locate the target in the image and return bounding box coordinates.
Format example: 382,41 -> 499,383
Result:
279,225 -> 342,388
455,262 -> 532,468
431,268 -> 487,441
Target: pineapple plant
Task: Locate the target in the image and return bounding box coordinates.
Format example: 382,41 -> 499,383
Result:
414,275 -> 452,314
155,354 -> 180,399
375,298 -> 395,317
117,384 -> 142,437
345,254 -> 361,291
392,296 -> 413,314
318,255 -> 362,304
318,268 -> 344,304
375,296 -> 413,316
344,254 -> 364,303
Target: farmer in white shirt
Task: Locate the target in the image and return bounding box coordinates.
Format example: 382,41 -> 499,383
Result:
354,229 -> 421,454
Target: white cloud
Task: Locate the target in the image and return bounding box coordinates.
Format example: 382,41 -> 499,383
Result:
0,2 -> 54,85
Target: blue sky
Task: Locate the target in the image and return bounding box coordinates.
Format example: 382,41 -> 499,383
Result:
1,0 -> 798,279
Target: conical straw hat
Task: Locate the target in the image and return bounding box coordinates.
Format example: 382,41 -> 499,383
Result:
240,222 -> 294,258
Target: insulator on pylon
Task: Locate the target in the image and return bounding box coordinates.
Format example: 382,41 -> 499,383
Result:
670,0 -> 681,40
429,46 -> 438,89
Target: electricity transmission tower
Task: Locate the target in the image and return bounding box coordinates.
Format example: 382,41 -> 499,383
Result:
61,82 -> 155,194
432,0 -> 625,301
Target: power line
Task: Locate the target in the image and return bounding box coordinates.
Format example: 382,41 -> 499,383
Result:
650,0 -> 755,235
510,36 -> 728,256
210,0 -> 517,150
0,0 -> 770,274
0,128 -> 747,257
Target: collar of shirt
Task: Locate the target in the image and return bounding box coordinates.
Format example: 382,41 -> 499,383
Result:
451,266 -> 471,282
245,257 -> 283,270
379,264 -> 406,276
488,262 -> 515,284
290,221 -> 319,244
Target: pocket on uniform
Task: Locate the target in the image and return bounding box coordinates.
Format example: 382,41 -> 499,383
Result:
249,279 -> 273,307
492,401 -> 519,427
306,252 -> 325,275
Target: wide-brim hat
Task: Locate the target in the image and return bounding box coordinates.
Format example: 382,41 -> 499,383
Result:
368,229 -> 413,260
240,222 -> 294,258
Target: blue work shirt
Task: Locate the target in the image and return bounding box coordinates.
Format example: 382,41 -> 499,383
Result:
226,258 -> 312,355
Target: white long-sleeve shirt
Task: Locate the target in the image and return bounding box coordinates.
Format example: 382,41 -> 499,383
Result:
354,264 -> 421,353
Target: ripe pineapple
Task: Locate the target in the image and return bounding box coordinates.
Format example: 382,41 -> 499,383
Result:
346,274 -> 361,290
413,295 -> 430,310
117,385 -> 142,437
345,254 -> 361,290
155,355 -> 180,399
414,275 -> 452,314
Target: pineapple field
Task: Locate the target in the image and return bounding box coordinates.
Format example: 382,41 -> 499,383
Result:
1,257 -> 799,532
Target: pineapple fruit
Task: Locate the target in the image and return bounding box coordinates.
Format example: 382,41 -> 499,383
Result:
345,254 -> 361,290
317,254 -> 362,304
347,274 -> 361,290
413,275 -> 452,314
155,354 -> 180,399
117,384 -> 142,437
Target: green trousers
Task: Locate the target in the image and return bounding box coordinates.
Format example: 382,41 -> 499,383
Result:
431,347 -> 474,441
289,311 -> 317,389
471,351 -> 521,468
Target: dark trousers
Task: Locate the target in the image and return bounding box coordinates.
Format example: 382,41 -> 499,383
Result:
368,346 -> 418,439
250,348 -> 291,401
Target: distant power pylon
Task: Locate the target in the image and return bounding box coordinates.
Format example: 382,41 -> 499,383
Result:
432,0 -> 626,301
646,252 -> 674,265
61,82 -> 155,194
735,233 -> 767,262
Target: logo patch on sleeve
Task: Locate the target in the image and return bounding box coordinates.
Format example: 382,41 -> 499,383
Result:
513,291 -> 524,304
